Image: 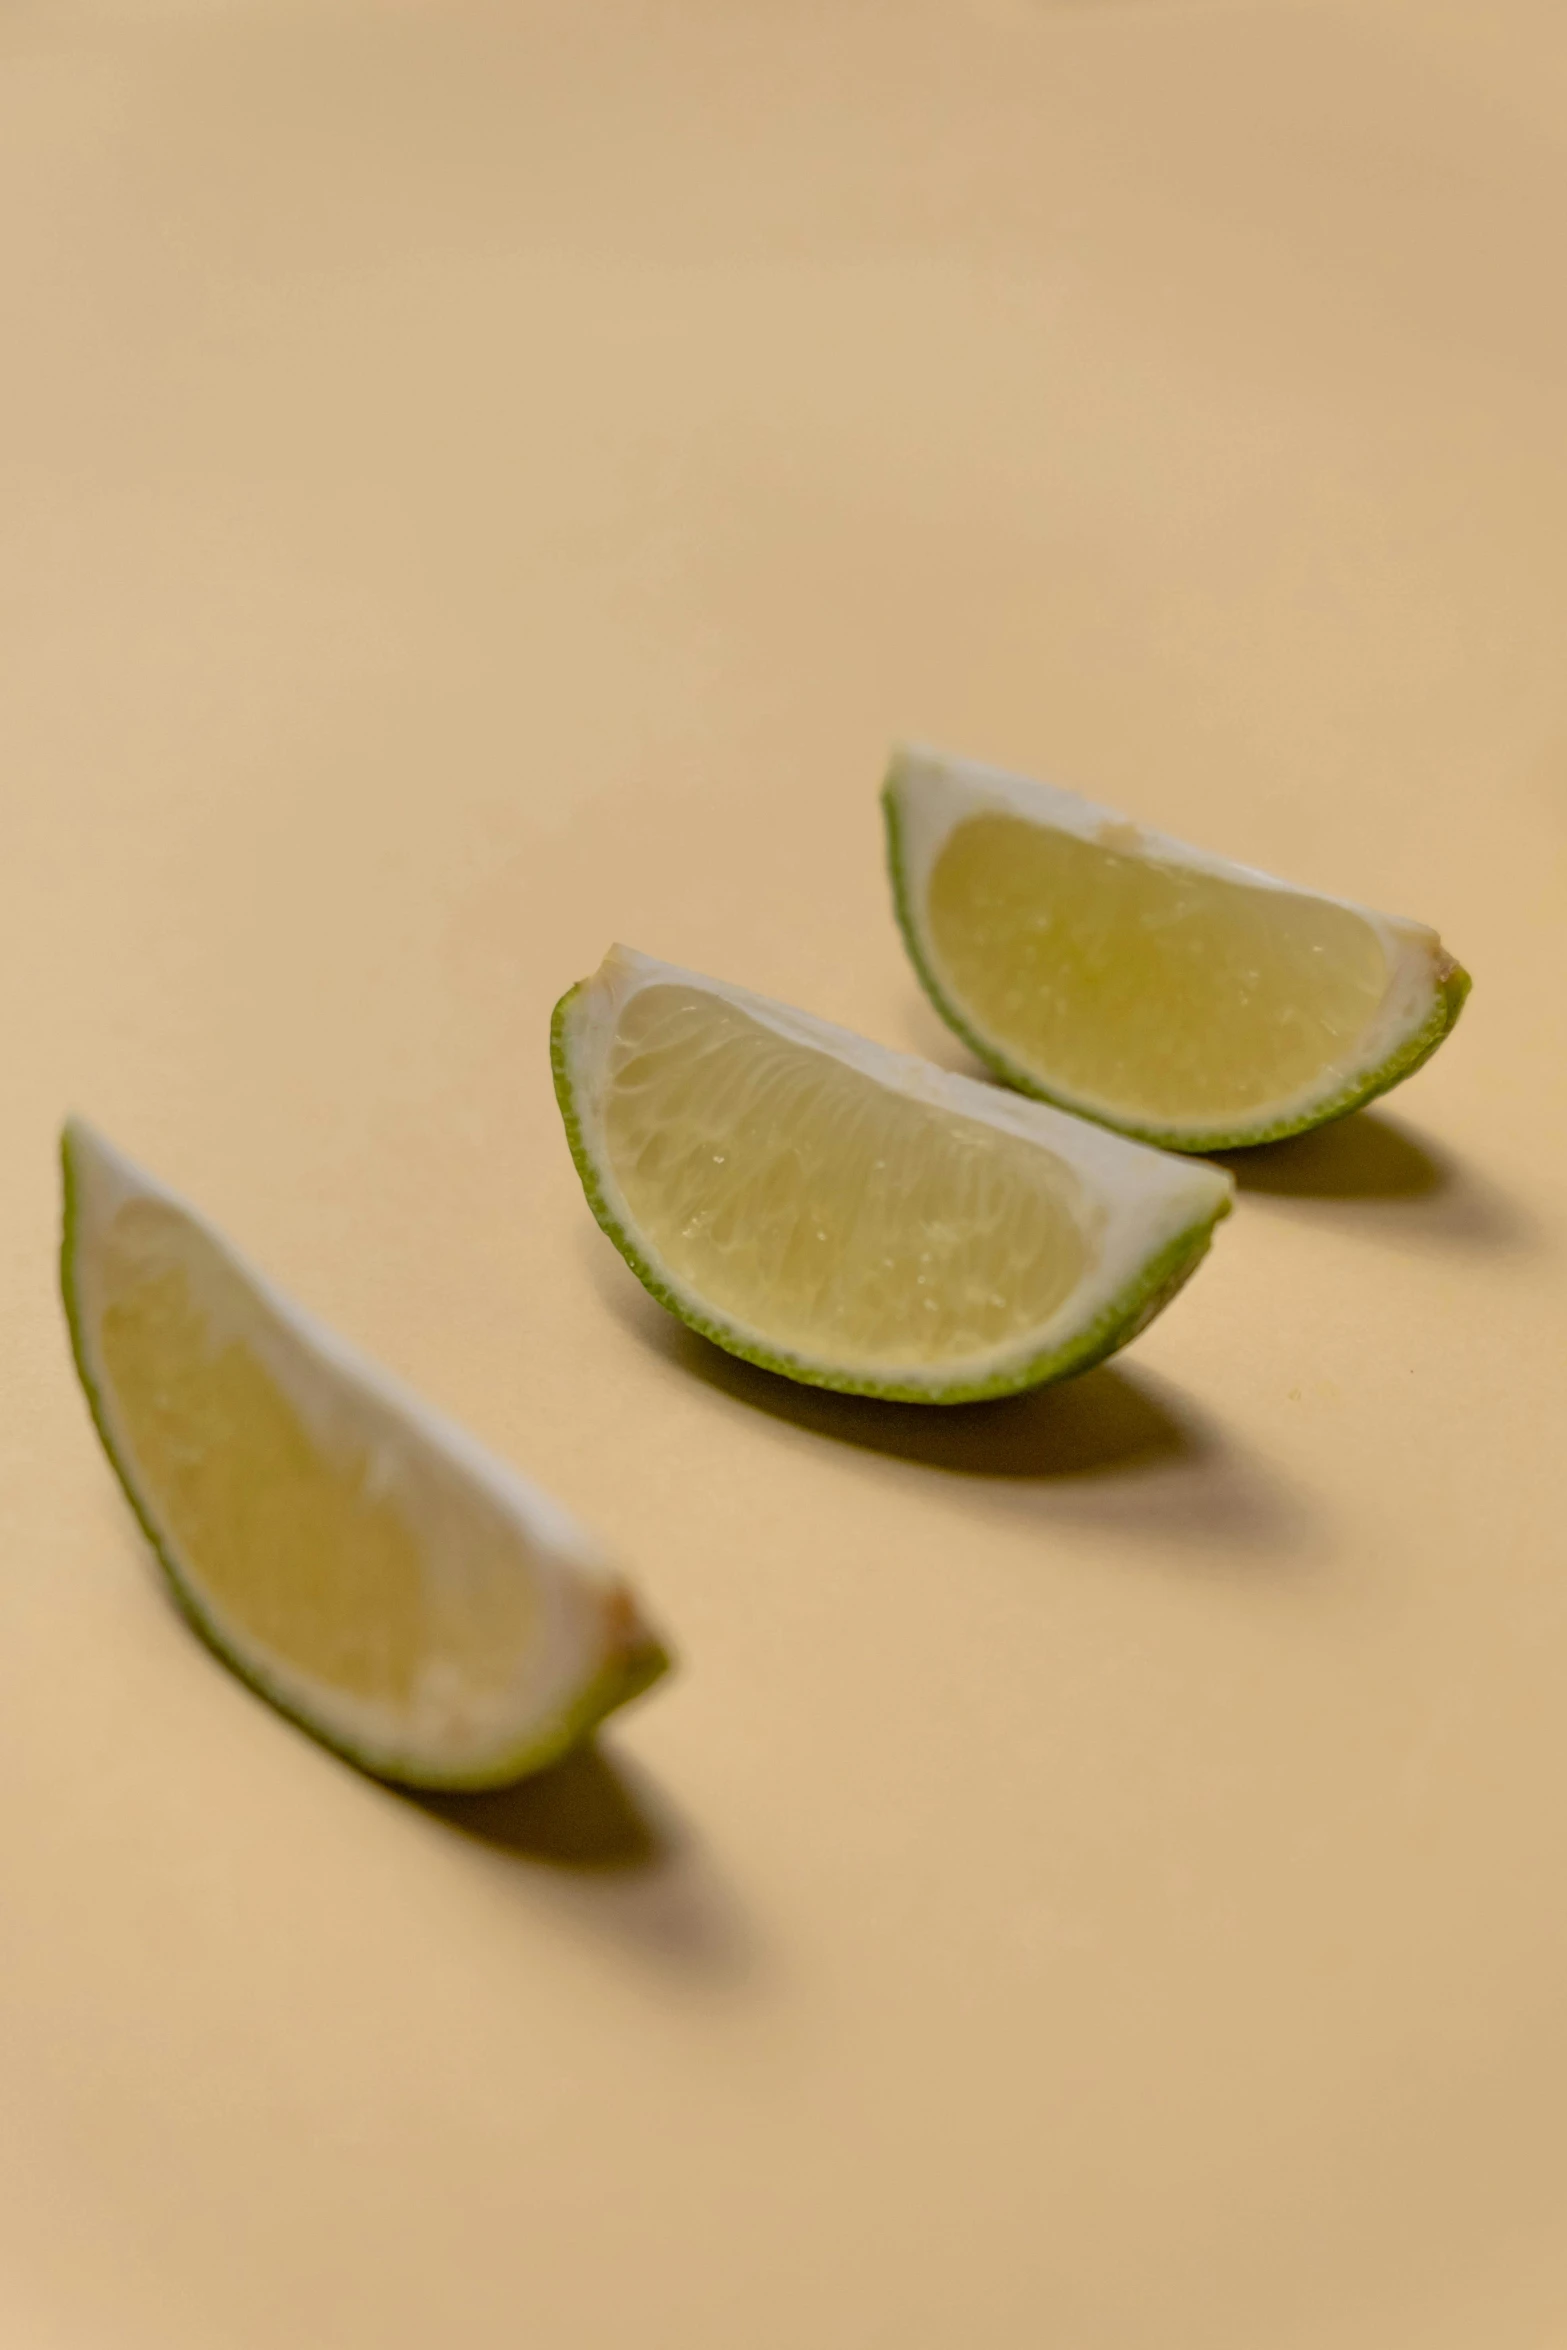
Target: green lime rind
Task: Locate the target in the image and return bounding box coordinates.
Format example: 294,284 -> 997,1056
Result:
552,987 -> 1230,1406
58,1126 -> 667,1793
883,780 -> 1472,1156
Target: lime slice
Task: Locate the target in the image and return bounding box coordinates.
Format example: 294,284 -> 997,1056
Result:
552,947 -> 1233,1405
884,745 -> 1471,1152
60,1121 -> 668,1789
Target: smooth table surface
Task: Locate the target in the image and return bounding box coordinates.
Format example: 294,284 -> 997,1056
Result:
3,3 -> 1567,2345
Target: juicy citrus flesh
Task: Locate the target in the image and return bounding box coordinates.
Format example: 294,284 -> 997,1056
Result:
599,982 -> 1100,1373
94,1194 -> 547,1749
926,814 -> 1391,1126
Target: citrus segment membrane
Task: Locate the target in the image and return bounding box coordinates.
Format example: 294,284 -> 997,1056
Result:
603,981 -> 1095,1369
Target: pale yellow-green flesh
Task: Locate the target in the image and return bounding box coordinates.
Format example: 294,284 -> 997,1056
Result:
926,815 -> 1392,1125
95,1199 -> 535,1723
600,984 -> 1099,1372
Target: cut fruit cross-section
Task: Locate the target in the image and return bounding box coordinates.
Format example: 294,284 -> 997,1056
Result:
552,947 -> 1234,1404
884,745 -> 1470,1152
61,1121 -> 668,1789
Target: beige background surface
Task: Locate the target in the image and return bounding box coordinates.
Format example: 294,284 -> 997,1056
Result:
3,3 -> 1566,2344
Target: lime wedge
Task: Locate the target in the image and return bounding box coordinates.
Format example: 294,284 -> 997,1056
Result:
552,947 -> 1233,1404
60,1121 -> 668,1788
884,746 -> 1471,1152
